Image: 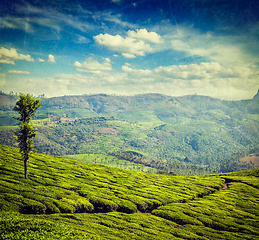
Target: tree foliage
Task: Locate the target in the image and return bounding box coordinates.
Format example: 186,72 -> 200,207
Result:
13,93 -> 41,179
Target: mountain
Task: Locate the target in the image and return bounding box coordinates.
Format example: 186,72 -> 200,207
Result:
0,144 -> 259,239
0,92 -> 259,175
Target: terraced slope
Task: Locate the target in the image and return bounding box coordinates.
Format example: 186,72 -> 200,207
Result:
0,144 -> 259,239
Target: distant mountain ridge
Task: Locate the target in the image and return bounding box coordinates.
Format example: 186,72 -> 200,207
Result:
1,91 -> 259,112
35,92 -> 259,121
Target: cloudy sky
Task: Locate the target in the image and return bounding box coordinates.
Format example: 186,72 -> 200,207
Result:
0,0 -> 259,100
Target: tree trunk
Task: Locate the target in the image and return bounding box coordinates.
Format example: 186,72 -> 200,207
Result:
24,157 -> 28,179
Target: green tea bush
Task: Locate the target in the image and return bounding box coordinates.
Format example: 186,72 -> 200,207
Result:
19,199 -> 46,214
89,196 -> 118,212
44,200 -> 61,214
53,199 -> 75,213
152,209 -> 203,226
0,212 -> 91,240
2,193 -> 24,203
74,197 -> 94,213
117,199 -> 138,213
125,195 -> 148,212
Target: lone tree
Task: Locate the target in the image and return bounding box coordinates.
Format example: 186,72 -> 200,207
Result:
13,93 -> 41,179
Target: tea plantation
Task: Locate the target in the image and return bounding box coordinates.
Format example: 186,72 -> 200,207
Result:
0,144 -> 259,239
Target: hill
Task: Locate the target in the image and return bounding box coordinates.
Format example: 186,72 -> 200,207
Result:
0,92 -> 259,175
0,144 -> 259,239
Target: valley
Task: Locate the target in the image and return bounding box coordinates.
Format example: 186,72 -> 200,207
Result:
0,92 -> 259,175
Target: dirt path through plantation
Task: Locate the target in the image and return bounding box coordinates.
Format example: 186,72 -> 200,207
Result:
138,180 -> 230,215
221,183 -> 228,190
92,156 -> 102,164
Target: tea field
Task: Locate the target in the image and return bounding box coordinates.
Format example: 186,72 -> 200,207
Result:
1,144 -> 259,239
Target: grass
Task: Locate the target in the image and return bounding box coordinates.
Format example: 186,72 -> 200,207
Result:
0,144 -> 259,239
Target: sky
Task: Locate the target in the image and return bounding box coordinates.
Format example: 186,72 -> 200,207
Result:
0,0 -> 259,100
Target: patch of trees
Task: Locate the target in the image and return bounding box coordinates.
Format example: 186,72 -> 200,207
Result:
109,151 -> 213,176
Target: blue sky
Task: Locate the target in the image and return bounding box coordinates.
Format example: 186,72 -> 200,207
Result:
0,0 -> 259,100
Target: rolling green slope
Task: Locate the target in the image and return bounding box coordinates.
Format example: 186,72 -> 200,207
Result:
1,145 -> 259,239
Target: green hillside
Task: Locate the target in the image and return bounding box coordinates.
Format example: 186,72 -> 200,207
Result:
0,92 -> 259,175
1,144 -> 259,239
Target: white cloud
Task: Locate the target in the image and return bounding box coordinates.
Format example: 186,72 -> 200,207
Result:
127,29 -> 163,44
74,57 -> 112,71
0,16 -> 61,34
156,24 -> 259,99
119,61 -> 259,100
94,29 -> 163,58
94,33 -> 152,57
48,54 -> 56,63
76,69 -> 102,74
154,62 -> 236,80
100,12 -> 137,29
0,3 -> 94,40
166,25 -> 259,69
122,65 -> 152,77
46,72 -> 128,96
16,3 -> 93,33
3,61 -> 258,99
123,62 -> 237,81
0,59 -> 15,65
0,47 -> 34,64
31,18 -> 61,32
188,44 -> 248,67
8,70 -> 30,74
0,17 -> 34,33
76,36 -> 90,44
122,53 -> 136,58
121,65 -> 133,72
38,58 -> 45,63
171,40 -> 189,52
74,61 -> 81,68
